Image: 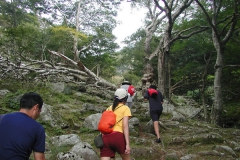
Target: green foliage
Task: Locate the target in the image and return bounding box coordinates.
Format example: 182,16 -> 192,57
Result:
123,73 -> 140,86
54,127 -> 64,135
6,97 -> 20,110
39,119 -> 68,137
0,0 -> 52,27
49,145 -> 72,160
1,90 -> 24,111
80,24 -> 118,80
170,31 -> 215,97
117,29 -> 146,77
222,39 -> 240,102
222,102 -> 240,118
115,29 -> 146,85
171,95 -> 186,106
77,94 -> 99,104
4,22 -> 43,56
63,86 -> 73,95
81,52 -> 117,80
48,26 -> 89,60
0,80 -> 23,93
79,127 -> 94,133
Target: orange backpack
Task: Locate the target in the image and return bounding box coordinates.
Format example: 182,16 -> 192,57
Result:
98,105 -> 123,134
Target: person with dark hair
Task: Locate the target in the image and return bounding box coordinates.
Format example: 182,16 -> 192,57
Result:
0,92 -> 46,160
144,85 -> 164,143
100,88 -> 132,160
120,80 -> 135,109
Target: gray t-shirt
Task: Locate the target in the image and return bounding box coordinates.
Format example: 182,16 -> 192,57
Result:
120,84 -> 135,102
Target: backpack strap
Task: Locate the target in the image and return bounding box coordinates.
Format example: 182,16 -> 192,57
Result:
116,117 -> 123,124
114,104 -> 124,111
114,105 -> 124,125
107,105 -> 124,125
107,104 -> 124,112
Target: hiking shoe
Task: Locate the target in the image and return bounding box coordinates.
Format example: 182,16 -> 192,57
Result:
156,138 -> 161,143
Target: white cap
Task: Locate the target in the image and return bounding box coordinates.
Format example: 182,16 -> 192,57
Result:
115,88 -> 128,100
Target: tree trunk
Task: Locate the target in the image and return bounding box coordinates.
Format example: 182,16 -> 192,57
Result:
165,52 -> 170,100
158,50 -> 164,97
201,53 -> 212,122
195,0 -> 238,126
211,44 -> 223,126
141,1 -> 164,95
12,0 -> 17,27
74,1 -> 81,61
158,33 -> 171,101
201,76 -> 208,122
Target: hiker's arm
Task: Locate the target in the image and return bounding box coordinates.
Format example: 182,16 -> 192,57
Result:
132,92 -> 136,98
160,93 -> 164,104
33,152 -> 46,160
123,116 -> 131,154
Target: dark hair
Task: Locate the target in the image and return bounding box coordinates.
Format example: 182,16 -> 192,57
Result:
122,80 -> 131,85
149,85 -> 157,90
20,92 -> 43,110
112,96 -> 127,111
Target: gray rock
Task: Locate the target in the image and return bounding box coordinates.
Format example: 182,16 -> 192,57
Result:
198,150 -> 224,156
49,82 -> 65,93
164,120 -> 180,128
163,102 -> 175,113
129,117 -> 139,126
214,145 -> 237,157
57,152 -> 84,160
171,111 -> 187,122
180,154 -> 198,160
83,113 -> 102,130
232,129 -> 240,136
165,152 -> 179,160
70,142 -> 98,160
0,89 -> 10,97
51,134 -> 81,147
39,104 -> 59,127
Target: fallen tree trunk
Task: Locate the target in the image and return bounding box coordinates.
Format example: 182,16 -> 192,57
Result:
47,50 -> 117,90
0,51 -> 117,91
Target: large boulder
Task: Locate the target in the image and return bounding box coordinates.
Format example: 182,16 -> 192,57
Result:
70,142 -> 99,160
39,104 -> 59,127
83,113 -> 102,130
51,134 -> 81,147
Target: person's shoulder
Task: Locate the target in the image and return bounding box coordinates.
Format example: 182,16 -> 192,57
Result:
107,105 -> 113,110
117,105 -> 129,110
10,112 -> 30,119
157,90 -> 163,94
9,112 -> 20,116
123,105 -> 131,111
34,121 -> 45,133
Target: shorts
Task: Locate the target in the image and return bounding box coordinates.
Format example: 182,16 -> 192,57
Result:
100,131 -> 126,158
150,110 -> 162,121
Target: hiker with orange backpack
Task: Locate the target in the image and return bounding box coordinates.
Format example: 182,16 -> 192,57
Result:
100,88 -> 132,160
144,85 -> 164,143
120,80 -> 136,109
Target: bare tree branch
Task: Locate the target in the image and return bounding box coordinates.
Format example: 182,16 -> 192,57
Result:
47,49 -> 117,89
171,26 -> 210,43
